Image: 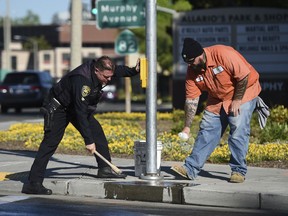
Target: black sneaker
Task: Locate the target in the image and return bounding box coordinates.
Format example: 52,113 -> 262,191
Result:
98,167 -> 127,179
22,182 -> 52,195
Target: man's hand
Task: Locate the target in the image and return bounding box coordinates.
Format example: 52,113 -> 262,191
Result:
86,143 -> 96,154
135,58 -> 140,73
182,126 -> 190,135
230,99 -> 241,116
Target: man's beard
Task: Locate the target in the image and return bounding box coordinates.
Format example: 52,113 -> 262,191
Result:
190,60 -> 206,74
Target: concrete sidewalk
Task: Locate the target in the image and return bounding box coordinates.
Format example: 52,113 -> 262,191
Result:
0,149 -> 287,212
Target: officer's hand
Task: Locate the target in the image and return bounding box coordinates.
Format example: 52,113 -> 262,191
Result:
86,143 -> 96,154
135,58 -> 140,73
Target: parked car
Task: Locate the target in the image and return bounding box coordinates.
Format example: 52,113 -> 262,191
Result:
101,84 -> 118,101
0,71 -> 53,113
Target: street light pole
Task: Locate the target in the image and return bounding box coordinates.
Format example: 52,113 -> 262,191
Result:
14,35 -> 38,70
3,0 -> 11,71
140,0 -> 163,180
70,0 -> 82,70
32,40 -> 38,70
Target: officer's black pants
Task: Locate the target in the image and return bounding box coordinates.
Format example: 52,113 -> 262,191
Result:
28,108 -> 111,183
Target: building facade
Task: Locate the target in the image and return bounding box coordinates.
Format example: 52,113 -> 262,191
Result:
0,23 -> 138,80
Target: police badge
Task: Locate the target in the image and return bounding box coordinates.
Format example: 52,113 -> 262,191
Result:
81,85 -> 91,99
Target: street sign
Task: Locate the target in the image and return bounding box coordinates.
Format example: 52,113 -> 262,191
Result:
115,29 -> 138,55
96,0 -> 145,29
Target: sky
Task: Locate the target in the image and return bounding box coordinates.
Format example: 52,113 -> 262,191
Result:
0,0 -> 90,24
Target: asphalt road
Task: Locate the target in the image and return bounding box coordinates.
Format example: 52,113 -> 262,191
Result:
0,102 -> 172,121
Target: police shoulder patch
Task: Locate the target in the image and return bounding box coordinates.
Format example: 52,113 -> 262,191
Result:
81,85 -> 91,97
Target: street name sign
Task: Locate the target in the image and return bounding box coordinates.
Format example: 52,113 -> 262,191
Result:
97,0 -> 145,29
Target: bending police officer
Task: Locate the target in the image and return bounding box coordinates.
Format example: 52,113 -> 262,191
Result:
22,56 -> 140,195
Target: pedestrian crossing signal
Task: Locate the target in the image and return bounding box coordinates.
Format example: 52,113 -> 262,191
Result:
91,0 -> 97,20
140,58 -> 147,88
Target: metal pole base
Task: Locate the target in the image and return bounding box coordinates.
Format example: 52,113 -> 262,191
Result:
139,172 -> 164,181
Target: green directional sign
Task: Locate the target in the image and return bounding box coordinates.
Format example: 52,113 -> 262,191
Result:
97,0 -> 145,29
115,30 -> 138,55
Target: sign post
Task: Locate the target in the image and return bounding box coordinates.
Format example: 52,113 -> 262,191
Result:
97,0 -> 162,179
140,0 -> 162,180
115,29 -> 138,114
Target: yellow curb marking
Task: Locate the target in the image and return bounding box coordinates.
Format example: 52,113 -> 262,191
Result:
0,172 -> 11,181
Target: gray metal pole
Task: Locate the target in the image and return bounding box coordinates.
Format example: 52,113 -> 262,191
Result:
70,0 -> 82,70
141,0 -> 162,180
3,0 -> 11,71
32,40 -> 38,70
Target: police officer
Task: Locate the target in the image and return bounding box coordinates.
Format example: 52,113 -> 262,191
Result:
22,56 -> 140,195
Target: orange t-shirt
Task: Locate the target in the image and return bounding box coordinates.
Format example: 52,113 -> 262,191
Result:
185,45 -> 261,114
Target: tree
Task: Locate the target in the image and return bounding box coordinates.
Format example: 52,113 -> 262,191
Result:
12,10 -> 40,25
0,10 -> 40,26
22,36 -> 52,51
188,0 -> 288,9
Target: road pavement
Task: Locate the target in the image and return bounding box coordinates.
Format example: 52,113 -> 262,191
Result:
0,102 -> 172,130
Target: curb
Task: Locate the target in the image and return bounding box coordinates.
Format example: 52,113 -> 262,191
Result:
2,179 -> 287,212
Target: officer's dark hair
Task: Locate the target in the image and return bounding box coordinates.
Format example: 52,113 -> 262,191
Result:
94,56 -> 115,73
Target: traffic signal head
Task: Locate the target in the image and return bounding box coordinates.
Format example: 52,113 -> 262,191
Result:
91,0 -> 97,19
91,8 -> 97,15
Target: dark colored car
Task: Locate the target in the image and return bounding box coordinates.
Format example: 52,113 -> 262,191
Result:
101,84 -> 118,101
0,71 -> 53,113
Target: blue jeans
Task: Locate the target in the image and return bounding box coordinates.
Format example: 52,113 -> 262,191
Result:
184,98 -> 257,179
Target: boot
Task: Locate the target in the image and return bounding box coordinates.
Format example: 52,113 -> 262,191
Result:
22,182 -> 52,195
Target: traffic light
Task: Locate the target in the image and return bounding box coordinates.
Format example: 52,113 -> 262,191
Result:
91,0 -> 97,20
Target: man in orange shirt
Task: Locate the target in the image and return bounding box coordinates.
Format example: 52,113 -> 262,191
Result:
171,38 -> 262,183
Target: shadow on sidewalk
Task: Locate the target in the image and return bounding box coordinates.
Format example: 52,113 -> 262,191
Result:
161,166 -> 230,182
1,149 -> 96,183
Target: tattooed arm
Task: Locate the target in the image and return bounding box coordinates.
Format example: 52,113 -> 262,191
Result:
182,97 -> 200,134
230,75 -> 248,116
233,75 -> 248,100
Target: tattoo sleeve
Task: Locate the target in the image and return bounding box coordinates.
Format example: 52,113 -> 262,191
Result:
233,75 -> 248,100
184,97 -> 199,128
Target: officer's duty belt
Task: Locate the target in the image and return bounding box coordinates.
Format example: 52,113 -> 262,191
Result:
51,97 -> 65,110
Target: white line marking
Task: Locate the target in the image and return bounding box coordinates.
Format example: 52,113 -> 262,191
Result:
0,195 -> 29,205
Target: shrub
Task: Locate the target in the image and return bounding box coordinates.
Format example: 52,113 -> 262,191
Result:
0,106 -> 287,164
270,105 -> 288,123
250,105 -> 288,144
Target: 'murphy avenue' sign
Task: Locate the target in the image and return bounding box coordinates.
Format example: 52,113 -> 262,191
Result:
97,0 -> 145,29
